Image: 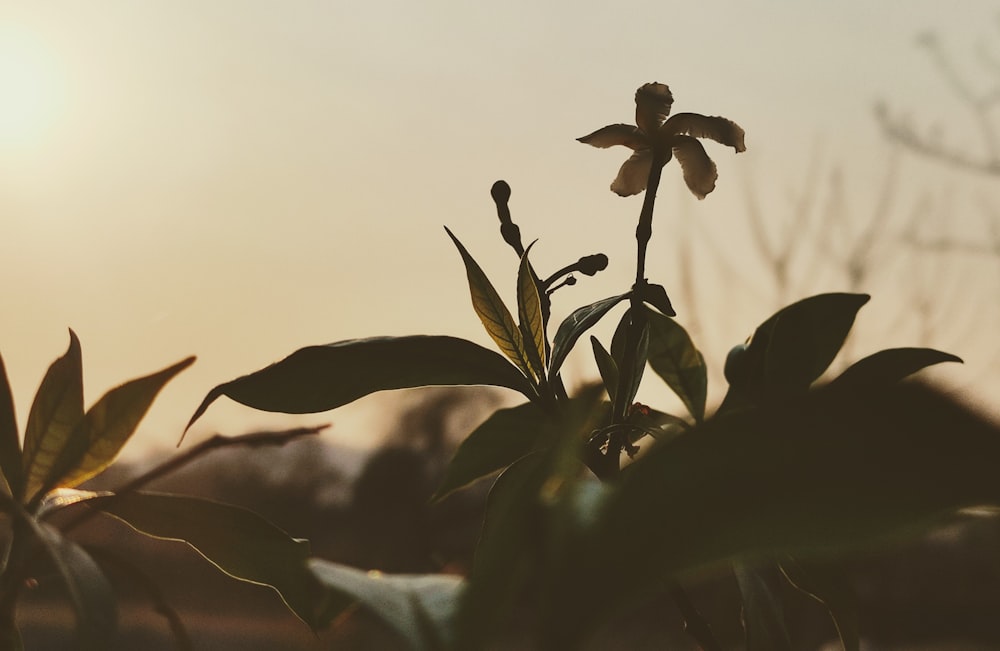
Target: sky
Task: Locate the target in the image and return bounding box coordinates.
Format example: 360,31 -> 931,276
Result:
1,1 -> 999,458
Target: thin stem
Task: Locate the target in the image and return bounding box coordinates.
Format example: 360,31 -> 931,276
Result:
60,425 -> 328,535
634,152 -> 668,289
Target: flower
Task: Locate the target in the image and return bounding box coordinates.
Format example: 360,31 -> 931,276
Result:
578,82 -> 746,198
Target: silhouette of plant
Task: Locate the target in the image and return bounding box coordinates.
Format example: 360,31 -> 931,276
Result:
0,333 -> 329,649
179,82 -> 1000,651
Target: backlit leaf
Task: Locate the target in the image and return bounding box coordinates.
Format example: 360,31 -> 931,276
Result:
186,335 -> 535,433
309,560 -> 464,651
645,308 -> 707,422
22,331 -> 84,503
549,293 -> 630,378
25,356 -> 194,506
516,243 -> 546,377
93,491 -> 323,629
446,227 -> 534,379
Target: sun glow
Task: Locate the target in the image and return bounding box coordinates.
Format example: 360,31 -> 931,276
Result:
0,26 -> 65,151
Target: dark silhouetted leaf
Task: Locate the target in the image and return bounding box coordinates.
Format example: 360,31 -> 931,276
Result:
733,562 -> 792,651
31,522 -> 116,651
516,243 -> 546,377
433,402 -> 550,501
93,491 -> 322,629
446,227 -> 534,378
610,308 -> 649,419
22,331 -> 84,503
645,308 -> 707,422
590,337 -> 618,403
186,336 -> 534,432
309,560 -> 463,651
0,351 -> 20,499
566,380 -> 1000,641
761,293 -> 869,397
780,556 -> 859,651
26,356 -> 194,506
635,283 -> 676,316
549,293 -> 630,378
830,347 -> 962,396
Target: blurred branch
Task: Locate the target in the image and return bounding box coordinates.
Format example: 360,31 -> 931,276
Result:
876,28 -> 1000,175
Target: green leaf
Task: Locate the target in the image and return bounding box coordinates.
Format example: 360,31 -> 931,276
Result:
610,308 -> 649,419
22,331 -> 84,504
590,337 -> 618,403
548,293 -> 630,378
645,308 -> 708,422
829,347 -> 962,396
516,243 -> 546,376
433,402 -> 549,501
25,356 -> 194,506
761,293 -> 870,398
445,227 -> 534,379
309,560 -> 463,651
780,556 -> 859,651
733,562 -> 792,651
30,521 -> 116,651
186,336 -> 535,432
0,350 -> 21,499
92,491 -> 323,629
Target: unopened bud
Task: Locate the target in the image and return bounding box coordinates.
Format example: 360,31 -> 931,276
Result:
577,254 -> 609,276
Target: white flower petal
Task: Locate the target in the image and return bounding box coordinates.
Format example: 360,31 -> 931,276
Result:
671,136 -> 718,199
661,113 -> 746,152
577,124 -> 647,150
611,149 -> 654,196
634,82 -> 673,135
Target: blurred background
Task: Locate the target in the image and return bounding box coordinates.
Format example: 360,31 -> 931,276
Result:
3,1 -> 1000,648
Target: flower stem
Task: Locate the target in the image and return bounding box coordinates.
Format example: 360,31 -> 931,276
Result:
634,152 -> 667,291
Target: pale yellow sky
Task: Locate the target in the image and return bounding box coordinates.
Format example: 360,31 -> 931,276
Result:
1,2 -> 998,457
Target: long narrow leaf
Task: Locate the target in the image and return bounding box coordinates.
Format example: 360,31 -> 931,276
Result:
590,337 -> 618,403
516,243 -> 546,377
549,293 -> 630,378
186,336 -> 534,432
26,357 -> 194,505
0,351 -> 21,498
829,347 -> 962,395
22,331 -> 84,503
92,491 -> 323,629
445,227 -> 534,378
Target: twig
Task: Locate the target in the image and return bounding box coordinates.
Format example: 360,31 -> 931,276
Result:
61,424 -> 329,534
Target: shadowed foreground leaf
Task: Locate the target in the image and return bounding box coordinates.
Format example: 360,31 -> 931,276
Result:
309,560 -> 463,651
30,522 -> 116,651
25,356 -> 194,506
92,492 -> 323,629
186,335 -> 535,433
433,402 -> 549,501
536,381 -> 1000,645
829,347 -> 962,395
780,556 -> 859,651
